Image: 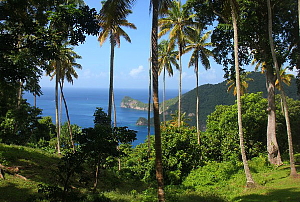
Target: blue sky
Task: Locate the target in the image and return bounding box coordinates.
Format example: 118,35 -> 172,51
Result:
39,0 -> 236,91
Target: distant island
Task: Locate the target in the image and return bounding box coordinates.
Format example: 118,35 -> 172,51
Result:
121,96 -> 149,111
136,117 -> 148,126
121,95 -> 178,112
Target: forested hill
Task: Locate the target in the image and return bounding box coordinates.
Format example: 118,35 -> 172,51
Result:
164,71 -> 299,129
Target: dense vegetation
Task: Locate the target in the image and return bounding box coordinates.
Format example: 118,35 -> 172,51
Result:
1,94 -> 300,201
1,0 -> 299,201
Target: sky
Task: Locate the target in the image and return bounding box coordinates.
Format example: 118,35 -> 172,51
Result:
39,0 -> 245,91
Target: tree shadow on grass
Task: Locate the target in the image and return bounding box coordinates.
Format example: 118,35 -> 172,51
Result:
233,188 -> 300,202
0,144 -> 59,185
174,193 -> 228,202
0,181 -> 35,202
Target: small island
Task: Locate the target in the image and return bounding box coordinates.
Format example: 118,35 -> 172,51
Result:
120,96 -> 178,112
121,96 -> 151,111
136,117 -> 148,126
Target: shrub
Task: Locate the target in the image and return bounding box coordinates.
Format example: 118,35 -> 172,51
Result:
183,161 -> 241,192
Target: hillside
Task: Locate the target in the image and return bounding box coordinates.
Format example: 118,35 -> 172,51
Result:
0,144 -> 299,201
154,72 -> 299,128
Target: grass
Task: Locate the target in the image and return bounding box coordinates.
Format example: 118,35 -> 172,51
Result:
0,143 -> 60,201
233,167 -> 300,202
0,144 -> 299,202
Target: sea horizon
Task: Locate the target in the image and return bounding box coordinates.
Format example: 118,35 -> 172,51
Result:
24,87 -> 187,145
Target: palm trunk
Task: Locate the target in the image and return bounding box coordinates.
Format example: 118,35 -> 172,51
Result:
59,80 -> 75,152
152,0 -> 165,200
55,63 -> 61,154
17,81 -> 22,107
112,89 -> 121,170
148,56 -> 152,154
267,0 -> 297,177
59,82 -> 62,146
163,67 -> 166,124
195,56 -> 200,145
108,33 -> 115,121
33,84 -> 37,108
13,81 -> 23,135
230,0 -> 255,188
178,48 -> 182,127
112,89 -> 117,127
93,155 -> 101,192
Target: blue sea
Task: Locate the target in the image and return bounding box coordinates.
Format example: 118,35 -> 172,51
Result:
24,88 -> 183,145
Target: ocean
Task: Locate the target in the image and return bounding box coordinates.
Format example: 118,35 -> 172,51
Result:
24,87 -> 182,145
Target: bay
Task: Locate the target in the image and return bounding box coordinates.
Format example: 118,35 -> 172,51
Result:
24,87 -> 183,145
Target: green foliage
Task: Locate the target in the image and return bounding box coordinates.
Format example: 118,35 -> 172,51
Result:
123,123 -> 201,185
60,108 -> 137,190
0,143 -> 299,202
60,122 -> 82,151
0,99 -> 42,145
30,116 -> 56,146
183,161 -> 241,191
155,72 -> 299,128
182,156 -> 279,200
0,1 -> 100,96
202,92 -> 300,161
161,125 -> 201,184
248,155 -> 273,173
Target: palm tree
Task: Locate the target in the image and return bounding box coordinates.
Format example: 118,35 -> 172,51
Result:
253,60 -> 294,91
48,45 -> 82,153
98,0 -> 136,123
183,26 -> 213,145
150,0 -> 172,201
267,0 -> 298,177
230,0 -> 255,187
158,39 -> 179,124
227,71 -> 254,96
158,0 -> 194,127
275,67 -> 294,90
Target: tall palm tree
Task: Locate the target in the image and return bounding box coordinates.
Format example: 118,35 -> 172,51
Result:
230,0 -> 255,187
158,39 -> 179,124
183,26 -> 213,145
150,0 -> 172,201
98,0 -> 136,122
158,0 -> 195,127
267,0 -> 298,177
48,45 -> 82,153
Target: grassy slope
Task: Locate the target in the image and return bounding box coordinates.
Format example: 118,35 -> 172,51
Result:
0,144 -> 299,201
0,144 -> 60,201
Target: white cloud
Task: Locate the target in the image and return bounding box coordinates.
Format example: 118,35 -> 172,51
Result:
82,69 -> 92,79
199,67 -> 218,82
129,65 -> 144,77
286,66 -> 298,76
80,69 -> 108,79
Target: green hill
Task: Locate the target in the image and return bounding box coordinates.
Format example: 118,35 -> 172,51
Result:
158,72 -> 299,128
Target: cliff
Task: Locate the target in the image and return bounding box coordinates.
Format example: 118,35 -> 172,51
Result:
121,96 -> 150,111
121,96 -> 178,112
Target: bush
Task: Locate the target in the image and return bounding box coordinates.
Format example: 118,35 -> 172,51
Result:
183,161 -> 241,192
248,155 -> 273,173
123,124 -> 201,185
